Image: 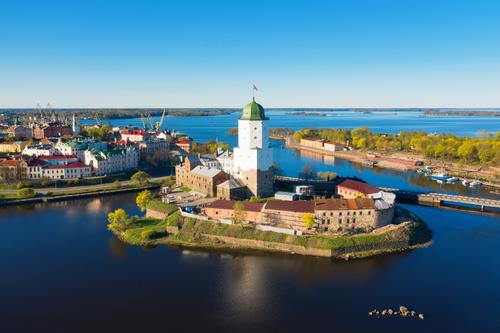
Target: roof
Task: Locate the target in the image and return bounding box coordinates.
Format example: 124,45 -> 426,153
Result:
264,200 -> 315,213
27,158 -> 48,167
205,200 -> 264,212
217,178 -> 245,189
338,179 -> 380,195
315,198 -> 376,210
120,129 -> 145,135
40,154 -> 77,160
0,159 -> 24,167
46,162 -> 89,169
191,165 -> 225,178
241,98 -> 267,121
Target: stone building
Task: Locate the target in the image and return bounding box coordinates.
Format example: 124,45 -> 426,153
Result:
203,200 -> 264,223
0,141 -> 27,153
0,159 -> 28,182
261,200 -> 315,232
4,126 -> 33,140
175,163 -> 229,197
33,124 -> 72,139
300,138 -> 325,149
216,179 -> 249,200
315,198 -> 380,232
337,179 -> 381,199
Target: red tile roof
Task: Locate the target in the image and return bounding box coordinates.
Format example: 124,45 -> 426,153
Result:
46,162 -> 89,169
264,200 -> 315,213
315,198 -> 375,210
121,130 -> 145,135
338,179 -> 380,195
0,159 -> 24,167
205,200 -> 264,212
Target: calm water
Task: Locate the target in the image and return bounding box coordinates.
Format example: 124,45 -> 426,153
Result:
0,193 -> 499,332
1,112 -> 498,332
93,111 -> 499,198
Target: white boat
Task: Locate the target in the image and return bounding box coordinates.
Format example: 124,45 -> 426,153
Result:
429,172 -> 451,181
447,177 -> 459,183
469,180 -> 482,186
462,179 -> 470,186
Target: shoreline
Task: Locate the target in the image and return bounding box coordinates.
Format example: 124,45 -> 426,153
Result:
110,206 -> 433,260
285,141 -> 500,188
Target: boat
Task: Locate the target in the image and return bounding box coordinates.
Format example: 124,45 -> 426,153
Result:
429,172 -> 452,181
469,180 -> 482,186
462,179 -> 470,186
447,176 -> 459,183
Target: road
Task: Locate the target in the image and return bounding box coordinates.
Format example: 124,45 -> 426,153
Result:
0,176 -> 171,195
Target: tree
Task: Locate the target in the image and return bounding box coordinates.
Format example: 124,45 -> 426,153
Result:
107,208 -> 129,231
131,171 -> 150,184
271,162 -> 284,176
299,164 -> 315,180
232,201 -> 246,224
136,190 -> 152,212
16,188 -> 35,199
317,171 -> 337,181
303,213 -> 315,229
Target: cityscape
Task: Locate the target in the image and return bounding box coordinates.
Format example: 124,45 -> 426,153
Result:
1,1 -> 499,333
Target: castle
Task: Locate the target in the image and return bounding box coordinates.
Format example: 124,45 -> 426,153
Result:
175,98 -> 274,199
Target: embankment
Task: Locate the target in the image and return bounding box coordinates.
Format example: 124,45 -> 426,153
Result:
111,206 -> 432,259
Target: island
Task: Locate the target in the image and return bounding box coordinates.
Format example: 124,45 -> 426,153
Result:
108,192 -> 432,259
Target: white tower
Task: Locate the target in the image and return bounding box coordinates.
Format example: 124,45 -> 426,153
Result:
233,98 -> 273,197
72,114 -> 80,135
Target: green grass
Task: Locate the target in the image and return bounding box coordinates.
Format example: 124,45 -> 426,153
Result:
147,199 -> 178,215
48,183 -> 139,196
119,215 -> 173,244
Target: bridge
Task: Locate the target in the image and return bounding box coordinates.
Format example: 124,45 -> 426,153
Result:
381,187 -> 500,212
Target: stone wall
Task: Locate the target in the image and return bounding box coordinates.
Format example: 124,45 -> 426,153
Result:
146,208 -> 168,220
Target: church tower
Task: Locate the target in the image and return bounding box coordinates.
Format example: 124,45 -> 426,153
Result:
233,98 -> 274,197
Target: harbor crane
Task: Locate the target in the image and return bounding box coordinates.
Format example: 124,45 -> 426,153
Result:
147,112 -> 154,131
94,112 -> 102,126
156,109 -> 166,131
140,113 -> 148,130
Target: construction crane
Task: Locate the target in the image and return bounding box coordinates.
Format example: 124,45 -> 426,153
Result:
156,109 -> 166,131
147,112 -> 154,131
140,113 -> 148,130
94,112 -> 102,126
36,103 -> 43,121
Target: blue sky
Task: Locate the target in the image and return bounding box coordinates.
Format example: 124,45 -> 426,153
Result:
1,0 -> 500,108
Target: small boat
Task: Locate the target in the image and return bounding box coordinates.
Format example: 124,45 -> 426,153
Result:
462,179 -> 470,186
447,177 -> 459,183
469,180 -> 482,186
429,172 -> 452,181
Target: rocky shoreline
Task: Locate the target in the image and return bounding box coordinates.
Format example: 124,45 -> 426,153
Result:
369,305 -> 425,320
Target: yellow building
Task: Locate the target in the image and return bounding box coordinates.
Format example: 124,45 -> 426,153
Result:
0,141 -> 27,153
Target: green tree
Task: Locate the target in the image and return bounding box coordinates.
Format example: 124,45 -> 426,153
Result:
232,201 -> 246,224
107,208 -> 129,231
136,190 -> 152,212
16,188 -> 35,199
131,171 -> 150,185
303,213 -> 315,229
299,164 -> 315,179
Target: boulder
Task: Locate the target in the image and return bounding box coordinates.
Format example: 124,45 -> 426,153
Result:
418,314 -> 425,320
388,309 -> 393,315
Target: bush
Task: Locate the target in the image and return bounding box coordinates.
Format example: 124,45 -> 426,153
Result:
16,182 -> 26,189
131,171 -> 150,185
16,188 -> 35,199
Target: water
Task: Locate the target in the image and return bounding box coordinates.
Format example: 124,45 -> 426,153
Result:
1,112 -> 499,332
0,193 -> 499,332
87,110 -> 499,198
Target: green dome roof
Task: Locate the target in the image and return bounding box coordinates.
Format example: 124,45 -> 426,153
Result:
241,98 -> 267,120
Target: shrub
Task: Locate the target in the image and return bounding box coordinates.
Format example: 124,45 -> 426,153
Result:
16,188 -> 35,199
16,182 -> 26,189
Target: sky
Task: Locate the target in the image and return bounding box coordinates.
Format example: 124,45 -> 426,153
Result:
1,0 -> 500,108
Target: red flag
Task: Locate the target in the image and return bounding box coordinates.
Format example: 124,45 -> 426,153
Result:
253,84 -> 258,91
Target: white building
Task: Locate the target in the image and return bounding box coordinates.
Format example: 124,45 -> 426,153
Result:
232,98 -> 274,197
84,146 -> 139,176
216,150 -> 234,175
56,139 -> 107,161
26,156 -> 91,180
22,144 -> 58,157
